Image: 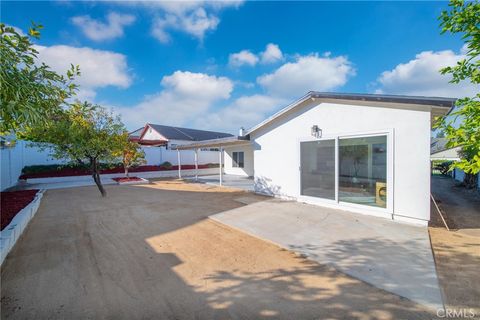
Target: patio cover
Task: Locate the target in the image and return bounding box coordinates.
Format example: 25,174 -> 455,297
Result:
175,136 -> 251,186
175,136 -> 250,150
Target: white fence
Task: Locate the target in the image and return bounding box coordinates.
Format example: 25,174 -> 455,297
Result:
1,141 -> 65,190
142,146 -> 219,166
1,141 -> 220,190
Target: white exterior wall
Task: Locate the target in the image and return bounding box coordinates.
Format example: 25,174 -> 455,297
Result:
223,144 -> 254,176
141,126 -> 164,140
251,101 -> 432,225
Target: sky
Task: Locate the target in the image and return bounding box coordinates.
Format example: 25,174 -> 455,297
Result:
2,0 -> 476,133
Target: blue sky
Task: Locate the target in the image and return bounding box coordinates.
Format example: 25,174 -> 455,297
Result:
2,1 -> 474,133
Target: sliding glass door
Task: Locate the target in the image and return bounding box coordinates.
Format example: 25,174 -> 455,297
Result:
300,134 -> 388,209
300,140 -> 336,200
339,136 -> 387,208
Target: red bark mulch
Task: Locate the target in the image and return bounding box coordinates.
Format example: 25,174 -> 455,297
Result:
20,164 -> 212,180
1,189 -> 39,231
112,177 -> 144,183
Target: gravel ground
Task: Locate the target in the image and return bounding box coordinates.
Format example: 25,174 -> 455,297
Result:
430,176 -> 480,316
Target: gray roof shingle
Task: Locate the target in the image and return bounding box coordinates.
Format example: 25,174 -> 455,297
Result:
147,124 -> 233,141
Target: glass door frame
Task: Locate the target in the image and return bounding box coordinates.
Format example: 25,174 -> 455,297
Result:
299,136 -> 339,205
297,129 -> 394,215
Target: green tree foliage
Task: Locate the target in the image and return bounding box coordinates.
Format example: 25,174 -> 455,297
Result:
113,132 -> 146,178
435,0 -> 480,188
0,23 -> 79,136
27,102 -> 126,196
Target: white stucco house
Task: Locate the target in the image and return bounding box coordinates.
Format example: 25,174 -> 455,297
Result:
177,92 -> 455,226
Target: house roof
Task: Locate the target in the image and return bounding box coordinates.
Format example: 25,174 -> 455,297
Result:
431,138 -> 449,154
128,127 -> 144,142
245,92 -> 456,136
430,137 -> 461,160
141,123 -> 233,142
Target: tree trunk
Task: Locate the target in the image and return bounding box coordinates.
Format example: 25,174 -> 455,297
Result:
91,158 -> 106,197
125,167 -> 129,178
463,172 -> 478,189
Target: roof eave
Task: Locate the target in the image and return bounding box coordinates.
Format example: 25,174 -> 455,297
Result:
245,92 -> 456,136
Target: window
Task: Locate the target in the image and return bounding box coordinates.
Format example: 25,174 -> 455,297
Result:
232,151 -> 244,168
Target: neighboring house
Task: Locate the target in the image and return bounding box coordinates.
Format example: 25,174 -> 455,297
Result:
178,92 -> 455,226
430,138 -> 480,188
130,123 -> 233,165
430,137 -> 461,161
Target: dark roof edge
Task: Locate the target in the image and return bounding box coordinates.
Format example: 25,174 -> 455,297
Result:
310,92 -> 456,108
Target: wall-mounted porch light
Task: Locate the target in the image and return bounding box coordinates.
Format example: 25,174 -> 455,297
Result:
311,125 -> 322,138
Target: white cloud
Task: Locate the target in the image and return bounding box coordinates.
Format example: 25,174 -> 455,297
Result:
116,71 -> 233,129
126,1 -> 243,13
72,12 -> 136,41
260,43 -> 283,64
229,50 -> 259,67
152,7 -> 219,43
228,43 -> 283,67
35,45 -> 132,100
257,53 -> 355,98
375,49 -> 477,98
194,94 -> 285,133
122,1 -> 242,43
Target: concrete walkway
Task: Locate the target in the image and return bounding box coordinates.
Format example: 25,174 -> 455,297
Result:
14,177 -> 118,190
210,199 -> 443,310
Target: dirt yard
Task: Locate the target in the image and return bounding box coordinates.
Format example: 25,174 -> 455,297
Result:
430,176 -> 480,315
2,180 -> 437,319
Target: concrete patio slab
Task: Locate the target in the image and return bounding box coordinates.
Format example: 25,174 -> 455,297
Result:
210,199 -> 444,310
189,174 -> 254,191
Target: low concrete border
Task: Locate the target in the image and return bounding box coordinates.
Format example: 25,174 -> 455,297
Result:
115,177 -> 150,185
1,190 -> 45,265
24,168 -> 219,184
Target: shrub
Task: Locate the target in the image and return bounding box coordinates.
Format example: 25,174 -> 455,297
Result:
160,161 -> 172,169
22,163 -> 123,175
433,161 -> 453,175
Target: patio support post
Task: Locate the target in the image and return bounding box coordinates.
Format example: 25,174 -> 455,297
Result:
219,147 -> 223,186
177,149 -> 182,179
194,148 -> 199,181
